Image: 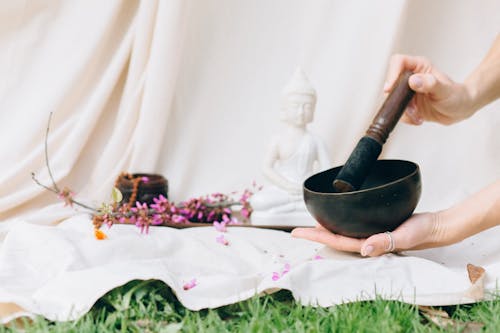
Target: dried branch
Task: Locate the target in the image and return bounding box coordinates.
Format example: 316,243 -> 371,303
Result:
45,112 -> 60,192
31,172 -> 59,195
32,112 -> 98,213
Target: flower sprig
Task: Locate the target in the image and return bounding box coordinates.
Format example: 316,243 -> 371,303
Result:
32,112 -> 260,237
91,190 -> 256,235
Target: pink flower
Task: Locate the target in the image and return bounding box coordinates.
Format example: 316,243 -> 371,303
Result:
151,195 -> 168,213
57,187 -> 75,207
213,221 -> 227,232
172,215 -> 187,223
241,208 -> 250,218
216,234 -> 229,246
131,202 -> 151,234
131,202 -> 148,212
141,176 -> 150,183
103,214 -> 113,228
183,278 -> 197,290
152,214 -> 163,225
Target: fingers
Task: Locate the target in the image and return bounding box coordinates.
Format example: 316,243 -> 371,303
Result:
359,213 -> 436,257
402,99 -> 423,125
291,227 -> 364,253
408,73 -> 450,100
384,54 -> 432,92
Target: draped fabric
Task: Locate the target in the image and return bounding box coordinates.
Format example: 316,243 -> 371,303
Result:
0,0 -> 499,322
0,0 -> 186,216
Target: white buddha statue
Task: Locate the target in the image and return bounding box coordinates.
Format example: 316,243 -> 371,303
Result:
250,67 -> 331,226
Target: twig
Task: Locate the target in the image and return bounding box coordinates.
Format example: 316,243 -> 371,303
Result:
32,112 -> 98,213
45,112 -> 60,192
68,198 -> 98,212
31,172 -> 98,212
31,172 -> 59,195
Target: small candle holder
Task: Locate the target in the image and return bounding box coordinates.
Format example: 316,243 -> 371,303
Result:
115,172 -> 169,206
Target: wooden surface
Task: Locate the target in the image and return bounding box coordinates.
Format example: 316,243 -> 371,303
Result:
159,222 -> 306,232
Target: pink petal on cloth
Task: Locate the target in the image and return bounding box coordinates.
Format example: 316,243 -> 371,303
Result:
313,255 -> 324,260
183,278 -> 197,291
271,272 -> 281,281
216,234 -> 229,246
282,263 -> 291,275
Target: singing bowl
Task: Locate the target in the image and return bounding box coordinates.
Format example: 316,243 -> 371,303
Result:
303,159 -> 421,238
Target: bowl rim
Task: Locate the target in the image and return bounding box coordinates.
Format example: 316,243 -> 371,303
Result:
303,159 -> 420,196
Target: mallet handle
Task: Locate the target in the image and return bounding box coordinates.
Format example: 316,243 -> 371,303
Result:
332,70 -> 415,192
366,70 -> 415,144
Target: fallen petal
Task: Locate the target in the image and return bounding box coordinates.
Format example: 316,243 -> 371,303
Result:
183,278 -> 197,290
94,228 -> 108,240
216,234 -> 229,246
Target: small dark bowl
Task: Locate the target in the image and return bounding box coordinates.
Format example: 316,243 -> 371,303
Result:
303,159 -> 421,238
116,173 -> 169,205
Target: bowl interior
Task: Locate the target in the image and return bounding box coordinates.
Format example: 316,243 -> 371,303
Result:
305,159 -> 418,194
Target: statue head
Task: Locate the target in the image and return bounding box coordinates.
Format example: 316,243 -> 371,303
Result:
280,67 -> 317,128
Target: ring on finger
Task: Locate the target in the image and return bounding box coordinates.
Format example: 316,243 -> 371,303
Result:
384,231 -> 396,253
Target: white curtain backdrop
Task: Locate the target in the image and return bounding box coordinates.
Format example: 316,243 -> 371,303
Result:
0,0 -> 499,322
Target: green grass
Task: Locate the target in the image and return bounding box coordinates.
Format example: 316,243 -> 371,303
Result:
1,280 -> 496,332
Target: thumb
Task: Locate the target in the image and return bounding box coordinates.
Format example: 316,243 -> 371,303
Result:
408,73 -> 449,99
360,232 -> 398,257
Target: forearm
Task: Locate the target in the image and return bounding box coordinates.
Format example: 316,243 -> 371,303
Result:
431,180 -> 500,246
464,34 -> 500,113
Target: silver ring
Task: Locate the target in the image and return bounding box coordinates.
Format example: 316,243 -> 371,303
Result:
384,231 -> 396,252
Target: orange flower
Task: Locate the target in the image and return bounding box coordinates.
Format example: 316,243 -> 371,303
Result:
94,228 -> 108,240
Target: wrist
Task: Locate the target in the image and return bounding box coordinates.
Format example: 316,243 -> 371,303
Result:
427,211 -> 446,245
463,55 -> 500,114
462,79 -> 481,116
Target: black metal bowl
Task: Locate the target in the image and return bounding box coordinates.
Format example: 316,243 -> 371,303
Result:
303,159 -> 421,238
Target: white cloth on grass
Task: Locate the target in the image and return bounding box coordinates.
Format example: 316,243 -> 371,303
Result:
1,213 -> 500,322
